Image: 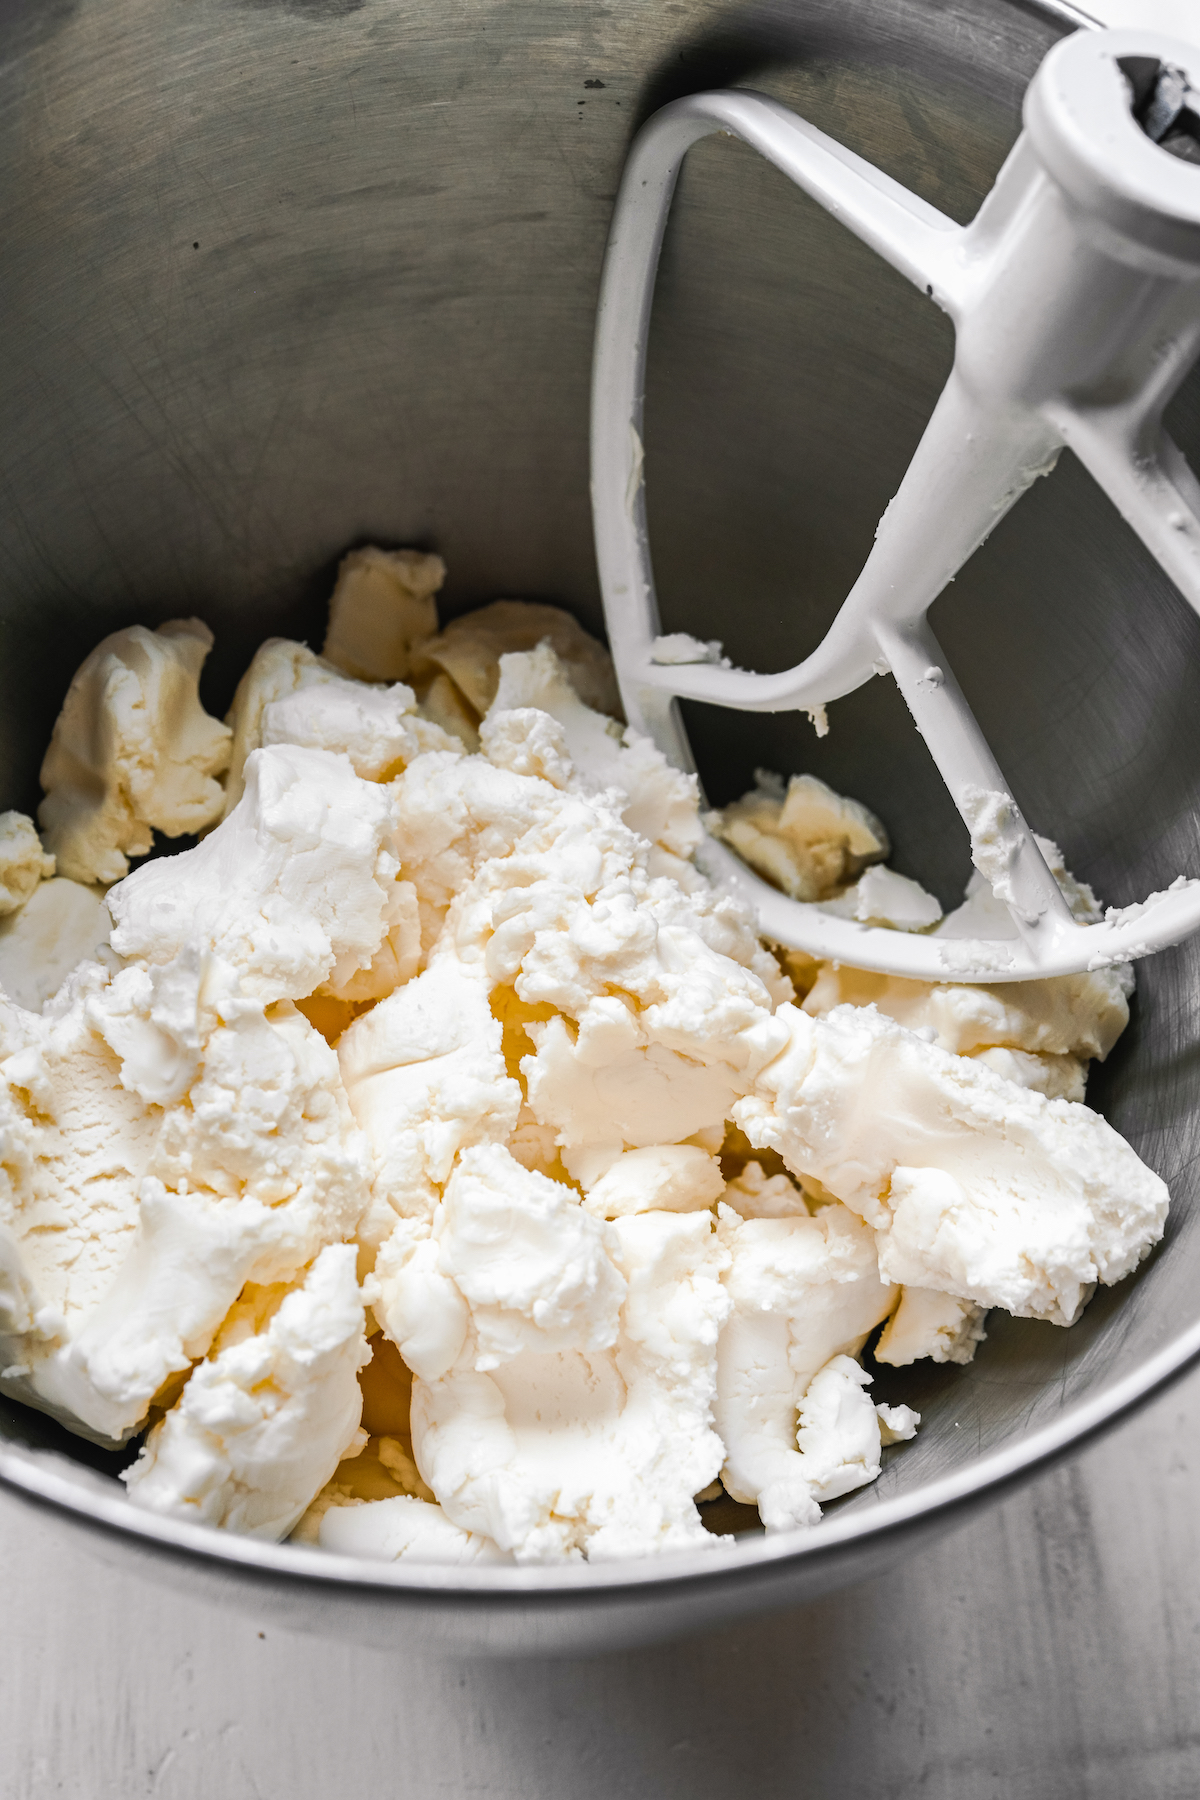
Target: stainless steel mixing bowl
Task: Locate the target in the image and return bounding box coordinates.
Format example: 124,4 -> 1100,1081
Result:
2,0 -> 1197,1658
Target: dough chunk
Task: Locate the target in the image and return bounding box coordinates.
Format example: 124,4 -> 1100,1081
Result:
581,1145 -> 725,1220
315,1494 -> 508,1563
734,1002 -> 1168,1326
262,673 -> 454,783
711,771 -> 887,903
397,1153 -> 732,1562
108,743 -> 403,1003
39,620 -> 232,883
487,643 -> 701,858
0,969 -> 371,1443
322,546 -> 445,683
0,812 -> 54,914
875,1287 -> 988,1367
220,639 -> 340,819
409,599 -> 621,721
715,1200 -> 898,1530
123,1245 -> 369,1540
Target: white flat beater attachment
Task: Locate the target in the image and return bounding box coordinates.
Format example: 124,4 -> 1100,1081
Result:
591,28 -> 1200,982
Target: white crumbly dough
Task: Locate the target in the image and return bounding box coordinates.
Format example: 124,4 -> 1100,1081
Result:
714,1199 -> 901,1529
0,812 -> 55,914
958,791 -> 1091,929
722,1159 -> 811,1219
0,878 -> 109,1011
650,633 -> 729,666
220,639 -> 461,822
959,786 -> 1030,915
338,948 -> 522,1233
710,769 -> 889,904
580,1145 -> 725,1220
797,1356 -> 917,1482
375,708 -> 788,1177
0,742 -> 396,1445
38,620 -> 232,884
0,963 -> 371,1443
970,1045 -> 1086,1103
108,743 -> 406,1004
220,639 -> 339,819
392,1144 -> 733,1562
2,582 -> 1172,1562
122,1245 -> 369,1538
487,642 -> 702,859
0,978 -> 162,1442
364,695 -> 1162,1554
349,706 -> 897,1556
941,843 -> 1105,937
803,847 -> 1126,1114
262,672 -> 455,783
734,1001 -> 1168,1326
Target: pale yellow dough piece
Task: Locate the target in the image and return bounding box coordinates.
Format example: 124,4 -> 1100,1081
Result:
711,771 -> 888,903
322,546 -> 446,684
408,599 -> 621,721
38,619 -> 232,884
0,811 -> 54,914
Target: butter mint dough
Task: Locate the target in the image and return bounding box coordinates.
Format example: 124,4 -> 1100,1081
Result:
0,553 -> 1167,1563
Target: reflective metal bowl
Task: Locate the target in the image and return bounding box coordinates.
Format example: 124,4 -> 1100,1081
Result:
2,0 -> 1198,1658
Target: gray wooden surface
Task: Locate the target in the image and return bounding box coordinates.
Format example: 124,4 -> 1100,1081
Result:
3,1356 -> 1199,1800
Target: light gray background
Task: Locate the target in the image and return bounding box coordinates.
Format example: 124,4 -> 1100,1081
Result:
4,1361 -> 1200,1800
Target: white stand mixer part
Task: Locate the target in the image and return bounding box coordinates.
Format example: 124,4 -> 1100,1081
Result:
591,28 -> 1200,982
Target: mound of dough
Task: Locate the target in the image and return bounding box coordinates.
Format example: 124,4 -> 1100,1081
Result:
408,599 -> 621,723
710,770 -> 888,903
322,546 -> 446,684
38,620 -> 232,884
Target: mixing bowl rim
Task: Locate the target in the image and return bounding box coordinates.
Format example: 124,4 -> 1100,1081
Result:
3,1295 -> 1196,1601
1033,0 -> 1102,29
